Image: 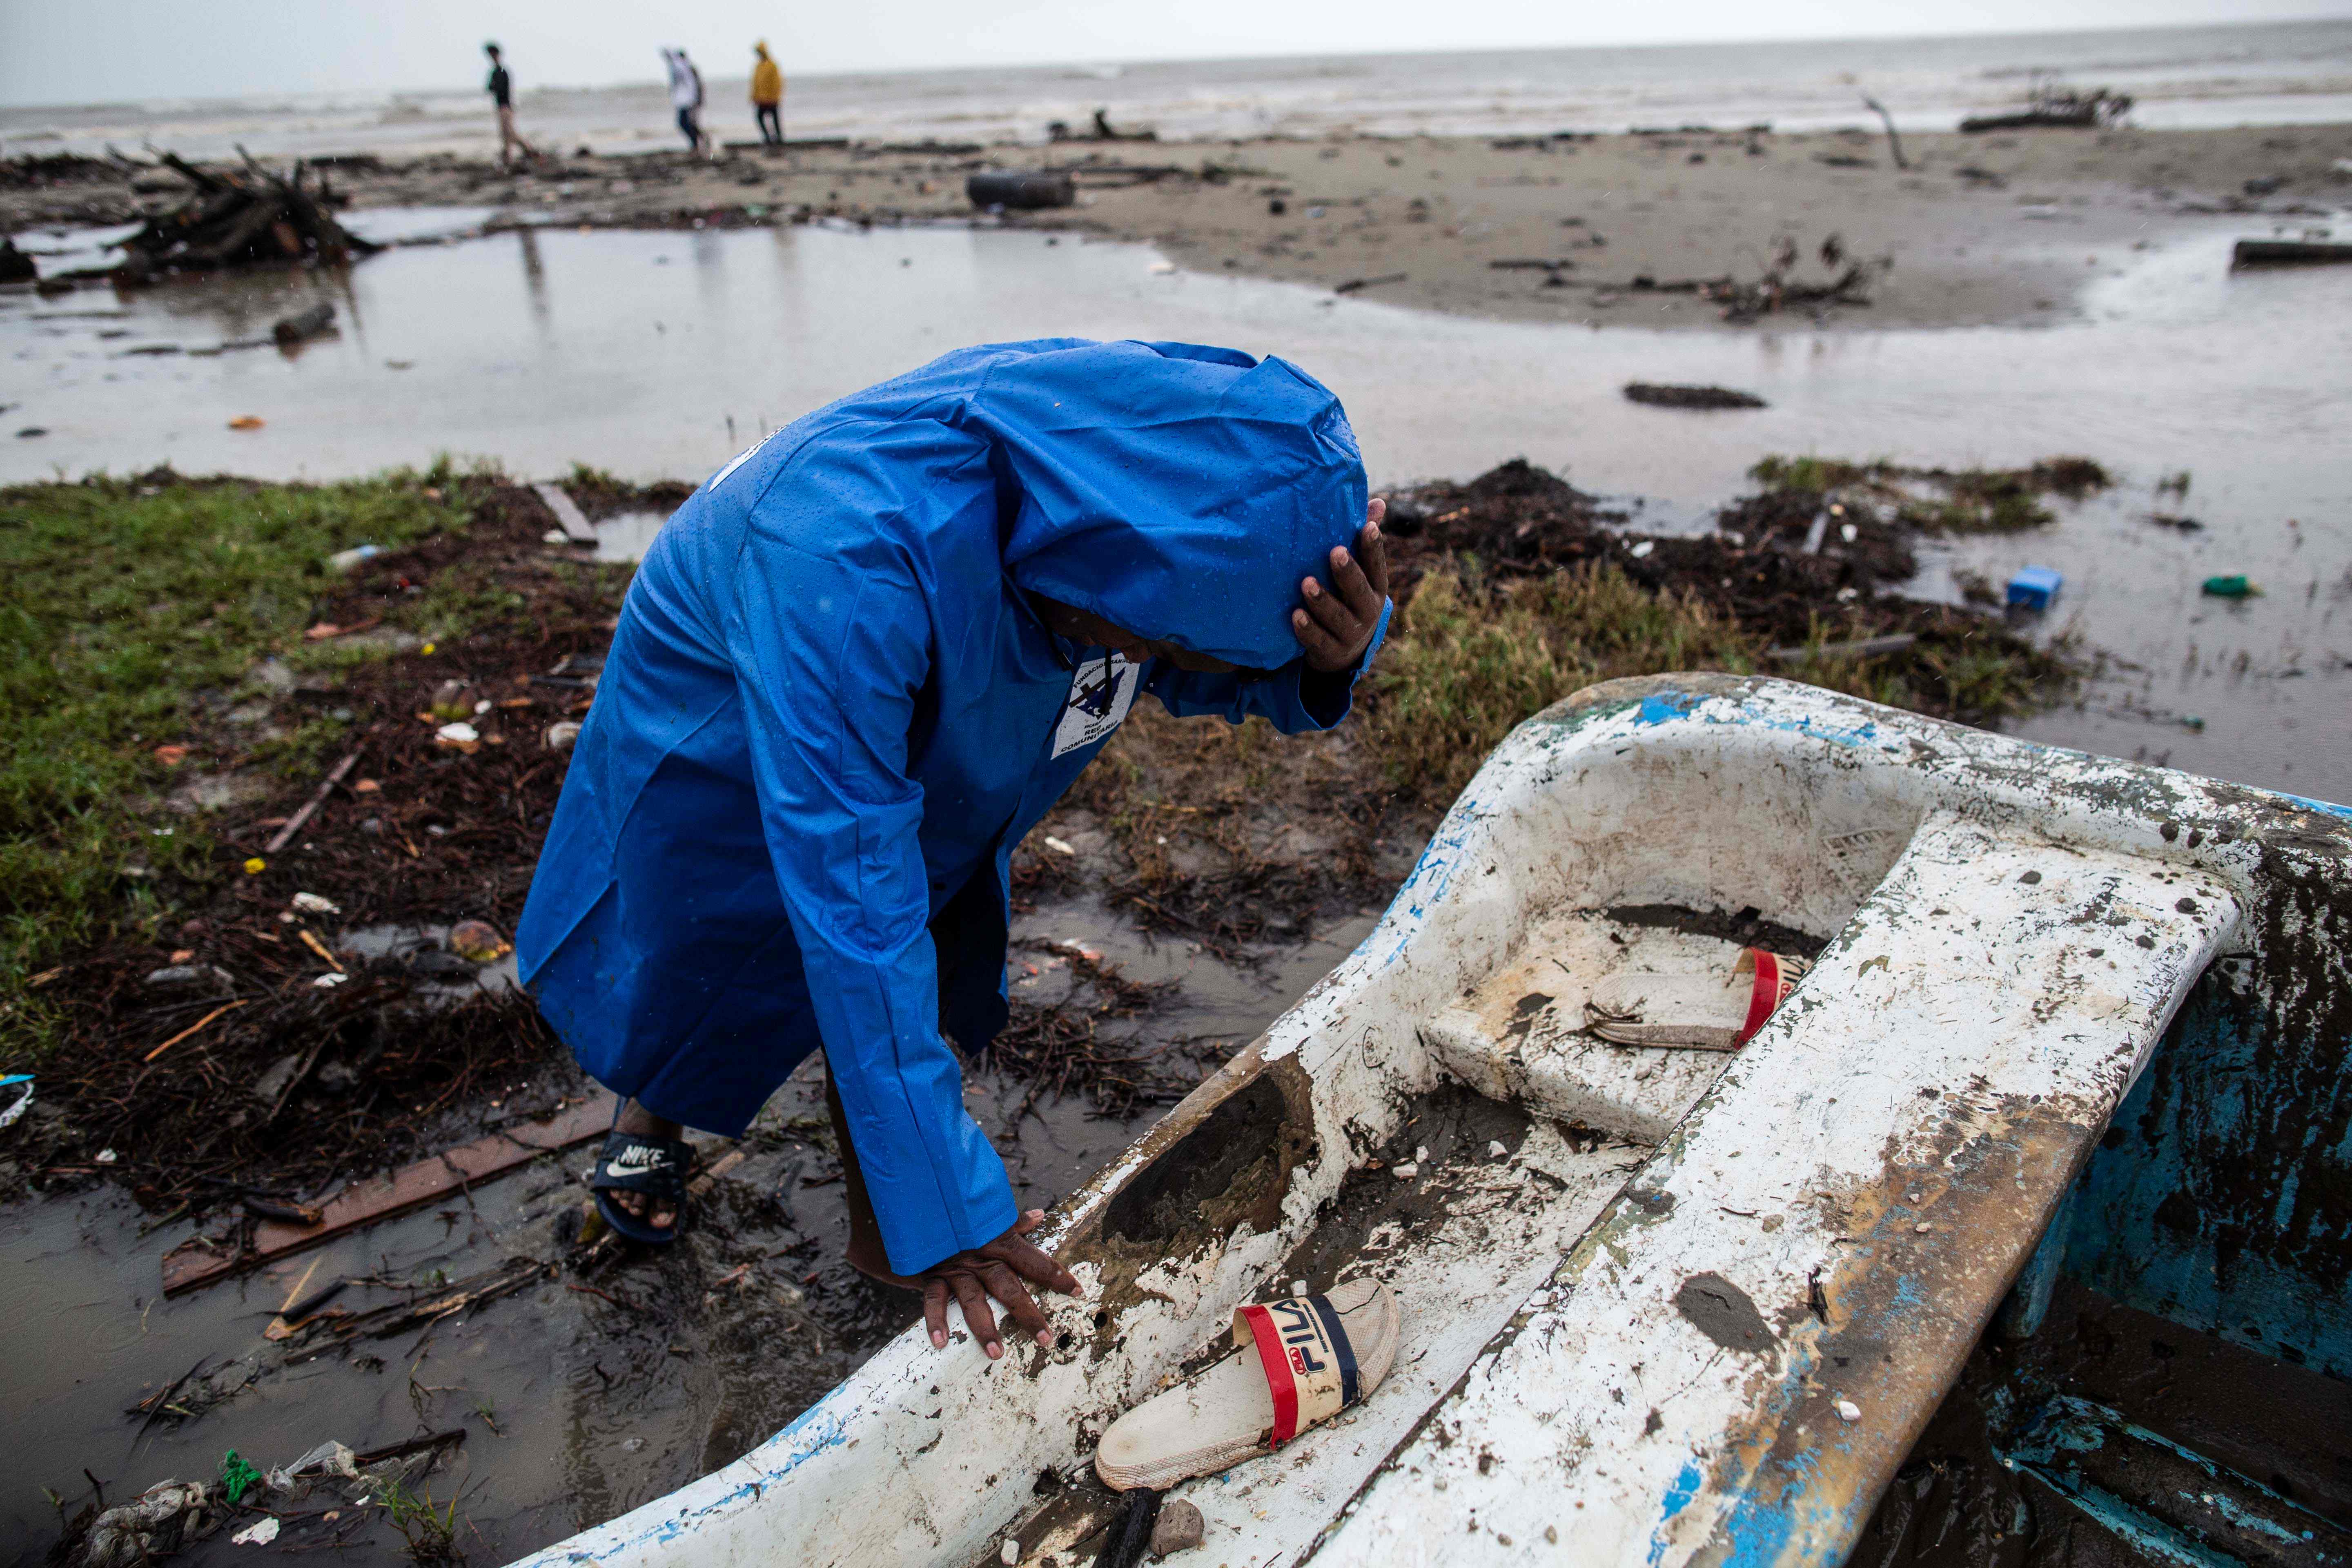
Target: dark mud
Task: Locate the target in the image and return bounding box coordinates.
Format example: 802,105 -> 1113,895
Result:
8,867 -> 1374,1568
1604,902 -> 1830,960
1850,1277 -> 2352,1568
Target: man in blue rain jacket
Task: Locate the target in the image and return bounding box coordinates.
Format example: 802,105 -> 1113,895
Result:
516,339 -> 1391,1356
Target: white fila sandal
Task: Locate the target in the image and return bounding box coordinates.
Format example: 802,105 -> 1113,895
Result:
1094,1277 -> 1401,1493
1585,946 -> 1810,1050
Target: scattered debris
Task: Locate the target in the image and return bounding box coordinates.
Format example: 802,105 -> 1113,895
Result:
2007,567 -> 2064,610
326,542 -> 384,572
982,944 -> 1188,1121
1333,272 -> 1407,295
965,171 -> 1075,211
230,1517 -> 280,1546
2201,574 -> 2261,598
218,1452 -> 263,1506
270,301 -> 335,345
2142,512 -> 2203,531
143,1000 -> 249,1063
1836,1397 -> 1864,1421
1960,81 -> 2132,134
109,153 -> 380,284
1624,383 -> 1766,410
227,415 -> 264,431
532,481 -> 598,544
265,751 -> 364,854
449,919 -> 512,963
0,1073 -> 31,1131
1151,1497 -> 1206,1557
1048,109 -> 1157,143
1859,94 -> 1909,171
2231,238 -> 2352,268
71,1479 -> 219,1568
160,1092 -> 615,1292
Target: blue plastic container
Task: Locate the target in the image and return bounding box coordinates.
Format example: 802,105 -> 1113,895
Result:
2007,566 -> 2064,610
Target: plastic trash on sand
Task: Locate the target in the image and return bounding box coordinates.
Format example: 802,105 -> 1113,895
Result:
2006,566 -> 2063,610
449,920 -> 512,963
0,1073 -> 31,1132
232,1518 -> 280,1546
2201,574 -> 2261,598
219,1451 -> 262,1506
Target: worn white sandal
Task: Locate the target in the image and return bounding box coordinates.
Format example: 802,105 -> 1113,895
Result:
1094,1277 -> 1401,1492
1585,947 -> 1809,1050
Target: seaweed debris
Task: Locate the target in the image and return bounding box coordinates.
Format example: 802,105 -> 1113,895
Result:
986,943 -> 1192,1121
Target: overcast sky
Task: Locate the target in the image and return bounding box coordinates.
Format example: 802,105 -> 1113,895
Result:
5,0 -> 2347,107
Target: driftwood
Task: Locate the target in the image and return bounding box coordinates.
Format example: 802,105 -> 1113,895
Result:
1624,383 -> 1767,410
111,149 -> 379,284
2232,239 -> 2352,268
1960,82 -> 2132,134
1048,109 -> 1157,143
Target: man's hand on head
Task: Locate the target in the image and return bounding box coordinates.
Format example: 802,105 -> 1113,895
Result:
1293,497 -> 1391,673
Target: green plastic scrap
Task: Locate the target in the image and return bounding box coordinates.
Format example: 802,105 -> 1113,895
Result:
220,1450 -> 261,1505
2200,575 -> 2260,598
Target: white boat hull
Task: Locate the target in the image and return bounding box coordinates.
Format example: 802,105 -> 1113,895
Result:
514,673 -> 2349,1568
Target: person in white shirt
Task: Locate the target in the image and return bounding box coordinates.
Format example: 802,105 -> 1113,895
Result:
663,48 -> 709,157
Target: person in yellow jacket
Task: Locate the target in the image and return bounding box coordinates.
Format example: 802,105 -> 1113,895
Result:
751,41 -> 784,148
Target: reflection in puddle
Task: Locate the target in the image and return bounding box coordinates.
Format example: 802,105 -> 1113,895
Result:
2,216 -> 2346,800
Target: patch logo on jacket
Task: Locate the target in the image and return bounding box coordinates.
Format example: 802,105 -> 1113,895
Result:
1051,652 -> 1138,758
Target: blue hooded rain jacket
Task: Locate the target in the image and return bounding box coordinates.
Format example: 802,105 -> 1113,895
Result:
516,339 -> 1388,1274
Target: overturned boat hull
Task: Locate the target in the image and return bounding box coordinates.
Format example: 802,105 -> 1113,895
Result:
514,674 -> 2350,1568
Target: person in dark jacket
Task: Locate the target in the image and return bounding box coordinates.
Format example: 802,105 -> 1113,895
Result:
483,43 -> 536,170
517,339 -> 1390,1357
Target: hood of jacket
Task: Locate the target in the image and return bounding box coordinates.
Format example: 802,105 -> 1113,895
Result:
818,338 -> 1367,672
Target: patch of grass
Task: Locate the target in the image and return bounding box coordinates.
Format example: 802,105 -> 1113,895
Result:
373,1474 -> 464,1565
1370,558 -> 1758,801
247,713 -> 354,781
1748,452 -> 2111,534
0,465 -> 468,996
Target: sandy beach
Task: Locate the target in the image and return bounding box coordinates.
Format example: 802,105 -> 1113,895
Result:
11,121 -> 2351,331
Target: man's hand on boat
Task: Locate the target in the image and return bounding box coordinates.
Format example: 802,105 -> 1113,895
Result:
1294,499 -> 1389,672
913,1211 -> 1080,1358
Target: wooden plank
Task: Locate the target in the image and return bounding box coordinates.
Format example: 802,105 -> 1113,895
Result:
532,481 -> 598,543
162,1091 -> 615,1294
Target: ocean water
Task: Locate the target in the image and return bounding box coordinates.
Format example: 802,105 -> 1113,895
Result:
4,20 -> 2350,165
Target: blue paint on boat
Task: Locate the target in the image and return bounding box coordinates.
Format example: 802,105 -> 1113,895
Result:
2065,968 -> 2352,1381
1649,1459 -> 1706,1567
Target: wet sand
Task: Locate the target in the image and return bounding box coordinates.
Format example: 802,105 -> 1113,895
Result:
11,123 -> 2351,331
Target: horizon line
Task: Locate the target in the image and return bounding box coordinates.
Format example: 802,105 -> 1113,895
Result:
3,10 -> 2347,117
